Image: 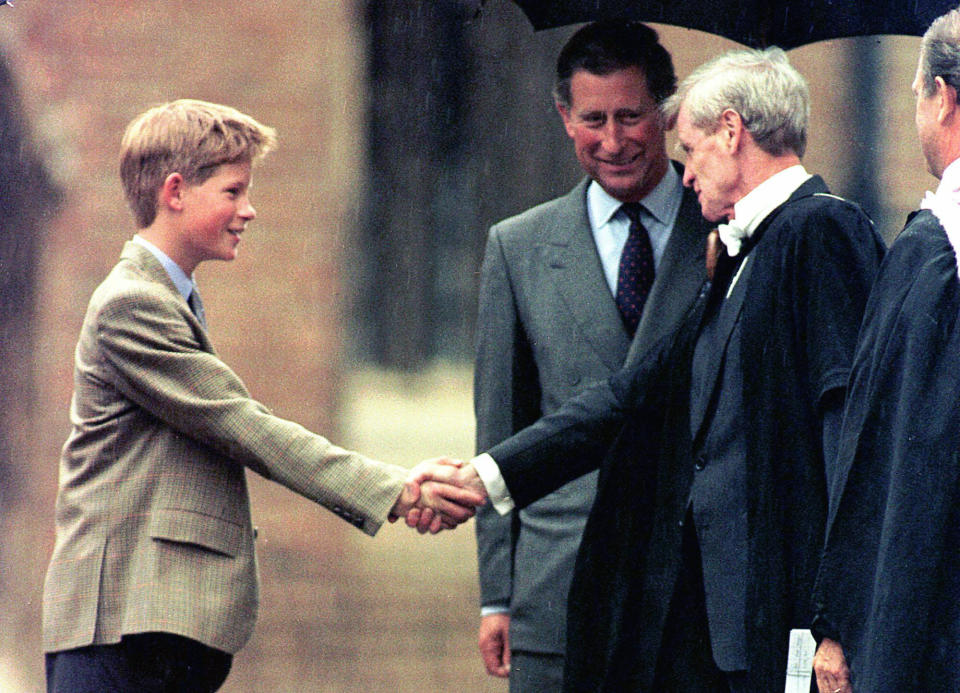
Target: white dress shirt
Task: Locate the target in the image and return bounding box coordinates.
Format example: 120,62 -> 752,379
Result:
133,234 -> 201,303
588,164 -> 683,295
717,164 -> 812,297
718,164 -> 812,256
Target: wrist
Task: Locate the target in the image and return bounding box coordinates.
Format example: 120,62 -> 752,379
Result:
390,479 -> 419,519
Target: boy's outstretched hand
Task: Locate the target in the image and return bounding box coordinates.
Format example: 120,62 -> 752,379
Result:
389,457 -> 488,534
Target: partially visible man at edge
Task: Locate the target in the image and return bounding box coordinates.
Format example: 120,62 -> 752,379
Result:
473,21 -> 710,691
812,7 -> 960,692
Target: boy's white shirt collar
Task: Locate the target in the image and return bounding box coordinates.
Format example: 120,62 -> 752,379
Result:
132,234 -> 196,301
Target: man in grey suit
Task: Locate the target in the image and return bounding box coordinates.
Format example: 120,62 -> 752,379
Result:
42,99 -> 480,693
473,21 -> 710,691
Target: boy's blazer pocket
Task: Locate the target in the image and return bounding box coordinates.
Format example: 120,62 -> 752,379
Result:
148,508 -> 243,558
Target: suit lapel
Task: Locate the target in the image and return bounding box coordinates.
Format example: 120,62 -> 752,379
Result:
541,179 -> 632,372
689,252 -> 753,438
121,241 -> 215,352
122,241 -> 181,296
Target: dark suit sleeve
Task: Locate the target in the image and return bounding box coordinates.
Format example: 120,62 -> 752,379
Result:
794,202 -> 883,406
791,201 -> 883,491
473,226 -> 540,610
820,389 -> 844,496
488,331 -> 674,509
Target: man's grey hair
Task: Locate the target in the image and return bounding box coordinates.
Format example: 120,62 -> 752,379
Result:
920,7 -> 960,97
663,47 -> 809,158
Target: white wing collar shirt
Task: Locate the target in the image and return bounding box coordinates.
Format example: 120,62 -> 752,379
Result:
717,164 -> 813,257
921,157 -> 960,279
715,164 -> 813,298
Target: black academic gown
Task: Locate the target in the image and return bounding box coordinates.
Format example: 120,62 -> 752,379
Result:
489,176 -> 885,692
812,210 -> 960,692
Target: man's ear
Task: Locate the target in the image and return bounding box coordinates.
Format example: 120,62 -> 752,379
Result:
717,108 -> 744,151
936,76 -> 959,125
159,172 -> 186,212
663,109 -> 678,132
556,102 -> 577,139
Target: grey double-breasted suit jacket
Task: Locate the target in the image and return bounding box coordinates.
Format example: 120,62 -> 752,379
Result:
473,166 -> 711,654
42,242 -> 408,655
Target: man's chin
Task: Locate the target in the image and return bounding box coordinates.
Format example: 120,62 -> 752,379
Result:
595,178 -> 645,202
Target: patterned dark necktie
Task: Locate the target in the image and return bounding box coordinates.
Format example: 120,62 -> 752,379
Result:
616,202 -> 656,336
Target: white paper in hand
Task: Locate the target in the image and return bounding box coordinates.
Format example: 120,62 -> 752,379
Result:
784,628 -> 816,693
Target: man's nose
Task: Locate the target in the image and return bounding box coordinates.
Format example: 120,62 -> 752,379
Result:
240,198 -> 256,220
599,121 -> 625,152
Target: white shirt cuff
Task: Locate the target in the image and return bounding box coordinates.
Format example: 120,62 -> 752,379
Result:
471,453 -> 515,515
480,605 -> 510,617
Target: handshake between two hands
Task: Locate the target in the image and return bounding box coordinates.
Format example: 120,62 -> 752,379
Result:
389,457 -> 488,534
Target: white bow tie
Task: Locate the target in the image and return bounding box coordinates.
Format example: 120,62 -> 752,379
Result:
717,219 -> 750,257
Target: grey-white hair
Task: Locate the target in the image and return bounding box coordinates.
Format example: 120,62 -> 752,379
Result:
920,7 -> 960,98
663,47 -> 809,158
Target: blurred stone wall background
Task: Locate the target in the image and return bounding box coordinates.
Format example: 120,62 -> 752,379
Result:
0,0 -> 935,690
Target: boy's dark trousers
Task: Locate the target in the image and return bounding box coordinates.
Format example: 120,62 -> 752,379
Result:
46,632 -> 231,693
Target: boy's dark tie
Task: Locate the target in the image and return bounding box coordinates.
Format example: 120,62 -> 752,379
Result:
616,202 -> 655,336
188,288 -> 207,329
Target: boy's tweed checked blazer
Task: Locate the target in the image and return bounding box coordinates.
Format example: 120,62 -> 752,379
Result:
43,241 -> 407,655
